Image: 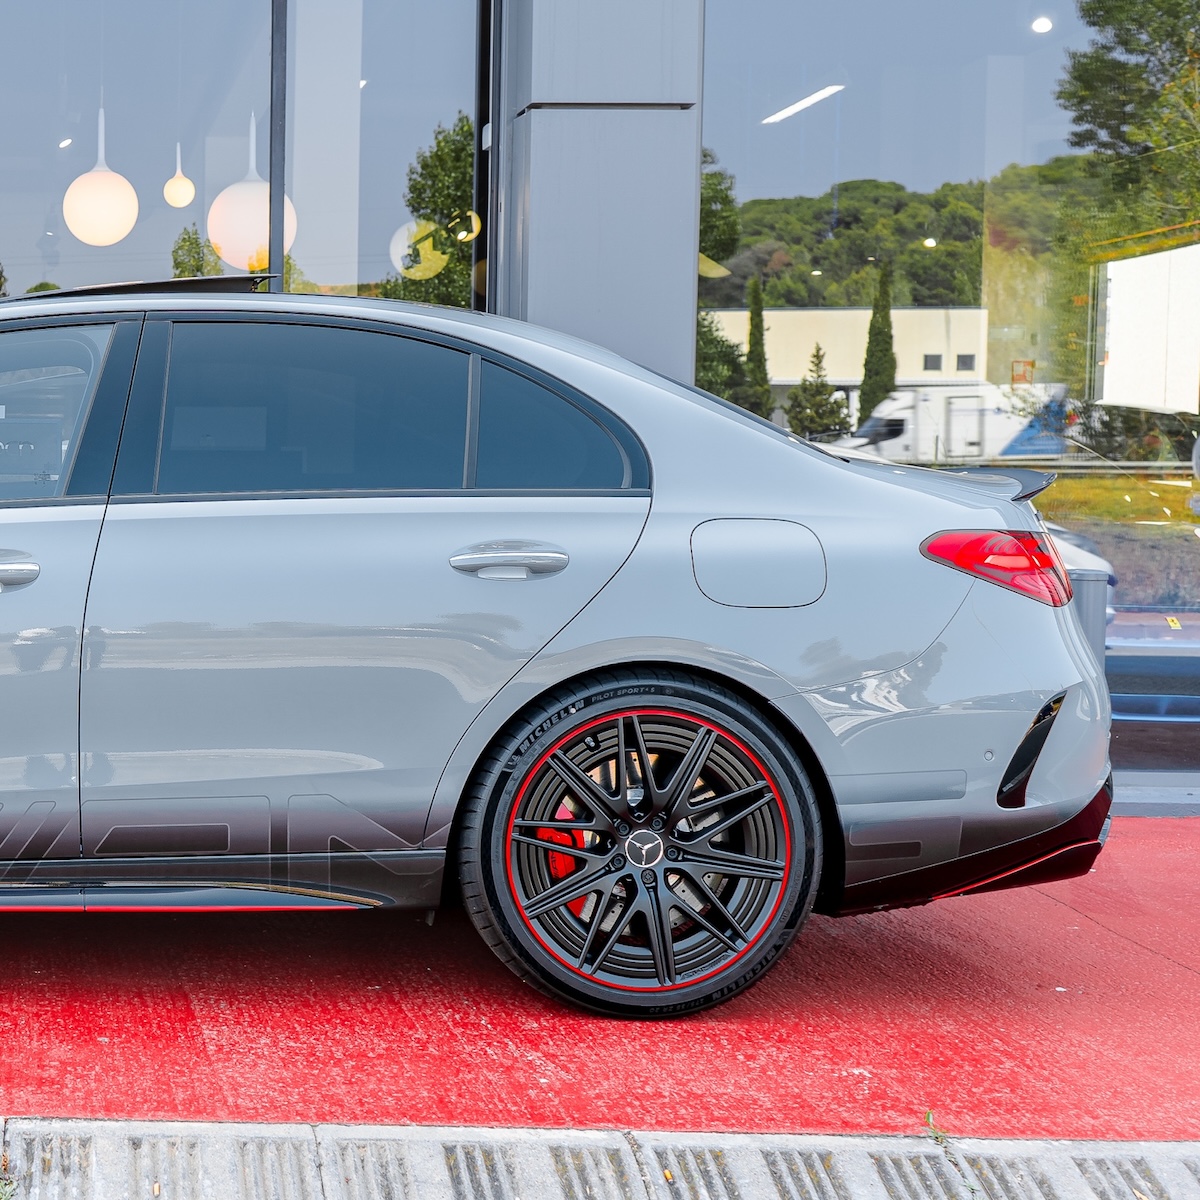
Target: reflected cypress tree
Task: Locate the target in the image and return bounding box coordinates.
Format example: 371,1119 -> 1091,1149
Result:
742,275 -> 773,418
859,261 -> 896,423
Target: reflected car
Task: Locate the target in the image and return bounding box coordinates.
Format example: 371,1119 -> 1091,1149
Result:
1044,522 -> 1118,627
0,281 -> 1112,1015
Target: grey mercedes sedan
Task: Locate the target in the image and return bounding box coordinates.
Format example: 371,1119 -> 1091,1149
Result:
0,282 -> 1111,1015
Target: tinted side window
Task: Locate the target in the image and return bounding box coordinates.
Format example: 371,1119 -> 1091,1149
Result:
0,324 -> 113,502
475,361 -> 627,490
156,323 -> 468,495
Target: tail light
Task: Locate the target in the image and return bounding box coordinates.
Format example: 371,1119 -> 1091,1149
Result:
920,529 -> 1073,606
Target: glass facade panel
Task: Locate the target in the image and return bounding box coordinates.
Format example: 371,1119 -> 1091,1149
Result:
701,1 -> 1200,770
0,1 -> 481,305
0,1 -> 271,293
286,0 -> 480,303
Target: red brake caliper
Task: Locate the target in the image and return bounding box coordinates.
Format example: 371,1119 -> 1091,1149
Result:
537,802 -> 589,917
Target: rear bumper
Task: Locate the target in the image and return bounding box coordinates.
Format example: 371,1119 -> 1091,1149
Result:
834,774 -> 1113,915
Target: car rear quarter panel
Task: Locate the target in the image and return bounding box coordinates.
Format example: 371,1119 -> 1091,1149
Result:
422,362 -> 1043,847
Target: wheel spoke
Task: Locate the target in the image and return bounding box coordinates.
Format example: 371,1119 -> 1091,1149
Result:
672,893 -> 742,953
523,863 -> 614,920
682,779 -> 772,821
548,752 -> 622,830
679,788 -> 774,843
509,830 -> 609,861
616,716 -> 629,800
639,881 -> 677,986
627,715 -> 665,808
576,880 -> 629,972
659,726 -> 718,819
675,867 -> 749,942
512,816 -> 607,835
679,846 -> 786,881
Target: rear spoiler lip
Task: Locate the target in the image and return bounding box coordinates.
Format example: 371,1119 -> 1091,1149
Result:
938,466 -> 1057,502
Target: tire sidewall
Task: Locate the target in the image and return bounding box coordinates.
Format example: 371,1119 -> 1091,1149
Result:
472,675 -> 821,1015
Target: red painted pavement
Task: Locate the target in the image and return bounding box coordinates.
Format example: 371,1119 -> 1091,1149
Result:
0,816 -> 1197,1140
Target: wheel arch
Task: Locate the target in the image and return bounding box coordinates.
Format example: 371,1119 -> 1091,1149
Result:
431,658 -> 846,915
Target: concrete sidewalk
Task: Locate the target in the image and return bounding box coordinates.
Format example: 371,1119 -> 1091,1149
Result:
5,1120 -> 1200,1200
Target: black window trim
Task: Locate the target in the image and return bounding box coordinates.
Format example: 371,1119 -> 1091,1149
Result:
0,312 -> 143,508
108,310 -> 651,502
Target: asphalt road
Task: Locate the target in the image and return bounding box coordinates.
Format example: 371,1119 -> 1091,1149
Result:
1,816 -> 1196,1141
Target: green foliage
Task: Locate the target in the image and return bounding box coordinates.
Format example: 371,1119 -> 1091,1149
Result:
1128,50 -> 1200,223
171,224 -> 222,277
699,149 -> 740,264
786,344 -> 848,439
25,281 -> 60,293
699,177 -> 985,310
743,276 -> 773,417
1056,0 -> 1199,180
859,261 -> 896,421
380,112 -> 475,308
695,310 -> 747,399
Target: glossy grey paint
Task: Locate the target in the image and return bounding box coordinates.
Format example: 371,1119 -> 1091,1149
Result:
0,506 -> 108,861
80,495 -> 648,855
0,292 -> 1111,912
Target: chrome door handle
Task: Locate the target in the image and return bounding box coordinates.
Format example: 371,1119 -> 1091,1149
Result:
450,541 -> 569,580
0,562 -> 39,588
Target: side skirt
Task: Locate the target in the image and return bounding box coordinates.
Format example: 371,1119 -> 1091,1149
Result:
0,851 -> 446,911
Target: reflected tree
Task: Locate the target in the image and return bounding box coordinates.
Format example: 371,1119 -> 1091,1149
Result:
380,112 -> 475,308
171,224 -> 223,277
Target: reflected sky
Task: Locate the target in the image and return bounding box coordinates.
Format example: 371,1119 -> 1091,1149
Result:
704,0 -> 1092,200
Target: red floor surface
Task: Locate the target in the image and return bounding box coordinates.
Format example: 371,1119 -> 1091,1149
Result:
1,816 -> 1197,1140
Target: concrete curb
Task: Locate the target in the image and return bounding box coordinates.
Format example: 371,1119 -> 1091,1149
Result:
1113,771 -> 1200,817
3,1120 -> 1199,1200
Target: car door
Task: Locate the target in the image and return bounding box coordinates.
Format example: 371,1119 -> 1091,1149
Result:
78,315 -> 650,873
0,317 -> 139,873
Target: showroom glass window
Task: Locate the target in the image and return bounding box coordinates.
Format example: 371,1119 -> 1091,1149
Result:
0,1 -> 479,306
700,1 -> 1200,771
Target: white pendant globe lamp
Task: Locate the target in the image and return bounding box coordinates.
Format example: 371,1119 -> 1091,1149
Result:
62,107 -> 139,246
163,142 -> 196,208
207,114 -> 297,271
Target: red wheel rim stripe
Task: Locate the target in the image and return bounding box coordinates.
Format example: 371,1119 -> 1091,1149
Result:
504,707 -> 793,993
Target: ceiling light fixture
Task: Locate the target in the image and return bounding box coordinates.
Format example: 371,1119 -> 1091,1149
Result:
58,138 -> 72,149
62,107 -> 139,246
163,142 -> 196,208
207,114 -> 297,271
762,85 -> 845,125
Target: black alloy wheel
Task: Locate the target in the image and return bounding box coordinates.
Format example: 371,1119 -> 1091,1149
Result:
459,670 -> 822,1015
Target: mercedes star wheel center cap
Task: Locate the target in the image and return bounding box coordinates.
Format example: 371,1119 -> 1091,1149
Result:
625,829 -> 665,868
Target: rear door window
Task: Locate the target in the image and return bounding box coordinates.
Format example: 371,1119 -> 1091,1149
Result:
0,324 -> 113,501
155,322 -> 469,495
475,360 -> 630,490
